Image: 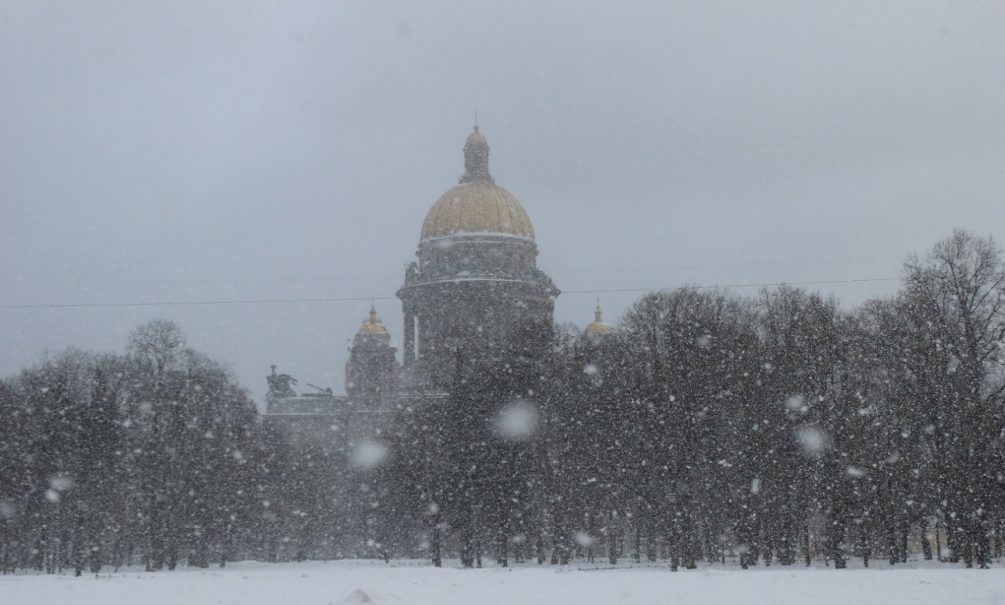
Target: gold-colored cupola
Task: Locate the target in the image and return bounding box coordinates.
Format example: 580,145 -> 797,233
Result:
585,303 -> 613,335
357,305 -> 389,335
420,125 -> 535,242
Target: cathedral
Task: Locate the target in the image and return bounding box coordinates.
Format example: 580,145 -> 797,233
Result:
264,126 -> 611,444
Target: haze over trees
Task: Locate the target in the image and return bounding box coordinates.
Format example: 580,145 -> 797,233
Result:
1,229 -> 1003,573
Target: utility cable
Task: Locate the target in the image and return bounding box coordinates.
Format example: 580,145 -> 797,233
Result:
0,277 -> 903,310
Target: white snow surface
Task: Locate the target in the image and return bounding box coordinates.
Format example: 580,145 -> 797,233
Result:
2,560 -> 1002,605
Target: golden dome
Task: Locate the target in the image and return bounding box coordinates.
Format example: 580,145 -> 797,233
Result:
420,125 -> 535,242
357,306 -> 389,335
421,181 -> 534,241
585,304 -> 613,335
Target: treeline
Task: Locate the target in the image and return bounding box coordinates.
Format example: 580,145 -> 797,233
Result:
1,230 -> 1003,573
372,229 -> 1005,569
0,317 -> 388,574
0,321 -> 294,573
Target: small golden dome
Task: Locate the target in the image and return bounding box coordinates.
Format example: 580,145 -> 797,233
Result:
585,304 -> 613,335
357,305 -> 389,335
420,125 -> 535,242
467,124 -> 488,146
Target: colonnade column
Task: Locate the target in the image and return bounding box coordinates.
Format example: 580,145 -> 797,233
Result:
403,310 -> 416,366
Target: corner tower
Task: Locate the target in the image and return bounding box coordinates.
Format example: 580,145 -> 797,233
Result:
397,126 -> 559,390
345,306 -> 398,403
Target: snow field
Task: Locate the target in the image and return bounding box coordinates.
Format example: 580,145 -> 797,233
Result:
2,560 -> 1003,605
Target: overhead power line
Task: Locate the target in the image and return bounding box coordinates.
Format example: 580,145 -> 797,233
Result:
562,277 -> 902,295
0,277 -> 903,310
0,295 -> 390,310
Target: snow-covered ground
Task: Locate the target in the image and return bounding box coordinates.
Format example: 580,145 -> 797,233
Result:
2,560 -> 1002,605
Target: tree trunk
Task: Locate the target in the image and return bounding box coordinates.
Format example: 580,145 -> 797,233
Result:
634,522 -> 642,563
935,521 -> 943,562
920,518 -> 932,560
431,511 -> 442,568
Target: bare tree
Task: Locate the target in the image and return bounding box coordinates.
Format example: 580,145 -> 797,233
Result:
128,319 -> 186,377
902,229 -> 1005,567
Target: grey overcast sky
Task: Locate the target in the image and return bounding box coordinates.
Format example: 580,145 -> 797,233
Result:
2,0 -> 1003,403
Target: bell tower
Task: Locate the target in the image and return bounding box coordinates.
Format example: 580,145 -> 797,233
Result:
345,306 -> 398,403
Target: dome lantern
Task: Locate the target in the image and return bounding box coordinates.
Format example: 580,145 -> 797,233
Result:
460,124 -> 493,184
